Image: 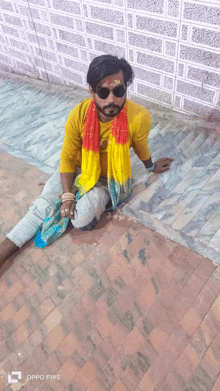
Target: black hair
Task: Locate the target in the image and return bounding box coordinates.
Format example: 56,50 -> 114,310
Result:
87,54 -> 135,92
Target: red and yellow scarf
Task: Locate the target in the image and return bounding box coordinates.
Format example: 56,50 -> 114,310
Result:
74,99 -> 131,209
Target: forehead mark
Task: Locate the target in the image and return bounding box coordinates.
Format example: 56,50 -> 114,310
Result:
105,77 -> 112,85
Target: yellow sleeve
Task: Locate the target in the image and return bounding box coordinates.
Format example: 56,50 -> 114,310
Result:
131,109 -> 152,161
60,108 -> 82,173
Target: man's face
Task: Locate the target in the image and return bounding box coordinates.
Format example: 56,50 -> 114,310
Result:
89,70 -> 126,122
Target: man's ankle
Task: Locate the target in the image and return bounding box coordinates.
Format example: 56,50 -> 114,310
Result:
0,237 -> 20,265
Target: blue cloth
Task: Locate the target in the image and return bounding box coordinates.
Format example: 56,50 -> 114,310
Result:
33,183 -> 130,248
33,197 -> 69,248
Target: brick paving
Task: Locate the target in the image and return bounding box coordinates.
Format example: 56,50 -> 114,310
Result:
0,151 -> 220,391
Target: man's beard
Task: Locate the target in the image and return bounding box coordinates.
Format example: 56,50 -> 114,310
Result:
94,98 -> 126,119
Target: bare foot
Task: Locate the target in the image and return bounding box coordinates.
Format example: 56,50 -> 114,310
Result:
0,238 -> 20,267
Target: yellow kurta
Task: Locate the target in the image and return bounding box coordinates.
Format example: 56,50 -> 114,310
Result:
60,97 -> 152,176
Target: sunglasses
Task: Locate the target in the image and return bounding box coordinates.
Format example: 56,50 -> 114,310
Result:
96,85 -> 126,99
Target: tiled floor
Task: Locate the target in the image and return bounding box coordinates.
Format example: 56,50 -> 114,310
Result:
0,72 -> 220,263
0,151 -> 220,391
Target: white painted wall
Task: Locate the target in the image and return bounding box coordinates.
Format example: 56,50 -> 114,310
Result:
0,0 -> 219,117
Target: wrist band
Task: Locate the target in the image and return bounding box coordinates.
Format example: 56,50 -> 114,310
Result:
146,163 -> 155,172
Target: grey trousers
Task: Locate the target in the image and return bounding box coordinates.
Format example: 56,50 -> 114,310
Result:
7,168 -> 111,248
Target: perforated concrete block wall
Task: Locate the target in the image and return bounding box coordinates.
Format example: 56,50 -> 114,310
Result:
0,0 -> 220,117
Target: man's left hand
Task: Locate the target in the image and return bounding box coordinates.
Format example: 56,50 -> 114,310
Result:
153,158 -> 174,174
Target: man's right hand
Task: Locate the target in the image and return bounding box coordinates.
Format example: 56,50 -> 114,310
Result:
60,200 -> 76,219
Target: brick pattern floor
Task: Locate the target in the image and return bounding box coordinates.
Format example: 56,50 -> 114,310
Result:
0,152 -> 220,391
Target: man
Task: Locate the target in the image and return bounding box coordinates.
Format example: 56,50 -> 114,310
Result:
0,54 -> 173,266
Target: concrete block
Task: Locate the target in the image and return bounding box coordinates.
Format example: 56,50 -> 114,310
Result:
39,70 -> 48,80
0,1 -> 13,11
187,66 -> 220,88
116,29 -> 125,43
163,76 -> 174,90
75,19 -> 84,32
115,0 -> 123,5
58,30 -> 86,47
9,48 -> 27,61
137,16 -> 178,37
87,38 -> 92,49
28,21 -> 51,36
184,2 -> 220,26
60,67 -> 83,84
137,51 -> 175,74
167,0 -> 179,17
33,57 -> 52,71
181,25 -> 188,40
180,44 -> 220,69
1,35 -> 8,45
128,82 -> 134,92
175,95 -> 181,107
2,25 -> 19,37
3,14 -> 22,27
83,4 -> 88,17
94,0 -> 112,3
27,33 -> 47,47
52,0 -> 81,15
58,55 -> 63,65
0,54 -> 12,65
27,0 -> 45,5
52,64 -> 62,76
178,63 -> 184,77
49,12 -> 74,29
9,38 -> 30,52
137,82 -> 172,105
94,40 -> 126,57
85,21 -> 113,39
19,5 -> 40,19
132,65 -> 161,86
45,73 -> 63,84
192,27 -> 220,49
35,48 -> 57,62
183,98 -> 220,117
129,49 -> 134,62
15,60 -> 35,73
19,30 -> 27,41
63,57 -> 88,73
40,10 -> 50,23
80,50 -> 88,61
47,39 -> 54,50
127,13 -> 133,28
128,31 -> 162,53
52,27 -> 58,39
165,41 -> 176,57
177,80 -> 215,103
127,0 -> 164,14
90,6 -> 124,25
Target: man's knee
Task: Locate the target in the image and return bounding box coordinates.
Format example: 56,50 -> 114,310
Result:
29,198 -> 52,222
71,187 -> 110,230
78,216 -> 98,231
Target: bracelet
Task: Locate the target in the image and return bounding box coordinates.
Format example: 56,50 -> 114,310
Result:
62,194 -> 75,199
61,192 -> 75,202
146,163 -> 155,172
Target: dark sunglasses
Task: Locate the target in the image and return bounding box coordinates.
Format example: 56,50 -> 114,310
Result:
96,85 -> 126,100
